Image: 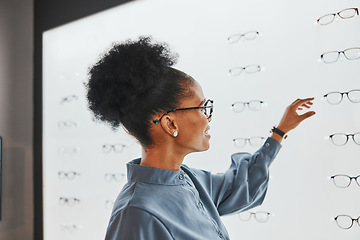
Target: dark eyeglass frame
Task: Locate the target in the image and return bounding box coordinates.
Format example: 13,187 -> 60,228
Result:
153,99 -> 213,124
330,174 -> 360,188
329,132 -> 360,146
334,215 -> 360,229
323,89 -> 360,104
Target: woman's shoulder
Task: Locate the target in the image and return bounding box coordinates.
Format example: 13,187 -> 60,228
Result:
112,180 -> 182,218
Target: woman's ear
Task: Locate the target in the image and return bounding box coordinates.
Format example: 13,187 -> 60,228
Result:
160,115 -> 178,137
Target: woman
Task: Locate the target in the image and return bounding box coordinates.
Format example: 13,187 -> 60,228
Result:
86,37 -> 315,240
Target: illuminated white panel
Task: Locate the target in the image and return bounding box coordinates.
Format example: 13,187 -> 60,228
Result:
43,0 -> 360,239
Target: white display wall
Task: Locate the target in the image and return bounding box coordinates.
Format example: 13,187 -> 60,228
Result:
43,0 -> 360,239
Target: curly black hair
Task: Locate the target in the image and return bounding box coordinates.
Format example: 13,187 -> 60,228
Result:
86,36 -> 194,147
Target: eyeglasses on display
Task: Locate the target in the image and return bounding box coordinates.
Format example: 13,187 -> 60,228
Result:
58,147 -> 80,156
323,89 -> 360,105
102,144 -> 127,153
334,215 -> 360,229
105,173 -> 126,182
58,171 -> 81,180
232,100 -> 264,112
58,121 -> 78,128
153,99 -> 213,124
329,133 -> 360,146
238,211 -> 271,223
317,8 -> 359,26
228,65 -> 261,76
59,197 -> 80,206
227,31 -> 260,43
330,174 -> 360,188
60,94 -> 78,104
60,224 -> 81,232
320,47 -> 360,63
233,137 -> 265,148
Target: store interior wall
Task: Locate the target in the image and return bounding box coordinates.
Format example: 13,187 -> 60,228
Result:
34,1 -> 131,239
41,0 -> 360,239
1,0 -> 355,239
0,0 -> 34,239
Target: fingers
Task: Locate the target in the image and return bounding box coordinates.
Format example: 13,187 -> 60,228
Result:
278,97 -> 316,133
298,102 -> 313,110
290,98 -> 314,113
296,98 -> 316,120
299,111 -> 316,121
292,98 -> 314,108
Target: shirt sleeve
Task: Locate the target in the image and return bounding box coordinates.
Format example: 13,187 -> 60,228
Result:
105,206 -> 174,240
189,137 -> 281,216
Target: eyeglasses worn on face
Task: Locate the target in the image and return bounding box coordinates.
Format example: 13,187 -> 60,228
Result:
153,99 -> 214,124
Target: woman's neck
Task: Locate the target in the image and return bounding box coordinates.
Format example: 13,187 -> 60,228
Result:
140,144 -> 186,171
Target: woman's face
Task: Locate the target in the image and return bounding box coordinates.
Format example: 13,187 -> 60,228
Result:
174,81 -> 212,153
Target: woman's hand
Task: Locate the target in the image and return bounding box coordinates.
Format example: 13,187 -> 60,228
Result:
272,98 -> 316,142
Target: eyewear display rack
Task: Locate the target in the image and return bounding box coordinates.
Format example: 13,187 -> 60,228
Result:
40,0 -> 360,239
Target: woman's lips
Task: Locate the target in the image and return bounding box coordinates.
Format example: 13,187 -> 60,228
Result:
205,126 -> 211,138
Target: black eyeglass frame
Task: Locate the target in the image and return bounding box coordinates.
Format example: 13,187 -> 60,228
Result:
323,89 -> 360,104
153,99 -> 213,124
330,174 -> 360,188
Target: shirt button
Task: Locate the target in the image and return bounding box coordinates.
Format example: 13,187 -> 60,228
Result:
218,231 -> 223,239
265,143 -> 270,147
198,202 -> 203,209
178,174 -> 184,180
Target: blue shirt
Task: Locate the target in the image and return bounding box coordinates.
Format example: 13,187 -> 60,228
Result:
105,137 -> 281,240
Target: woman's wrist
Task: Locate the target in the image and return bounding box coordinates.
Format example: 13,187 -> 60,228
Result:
270,132 -> 283,143
270,125 -> 288,143
276,124 -> 289,135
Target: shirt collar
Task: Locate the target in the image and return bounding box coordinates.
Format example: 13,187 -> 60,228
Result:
126,158 -> 186,185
